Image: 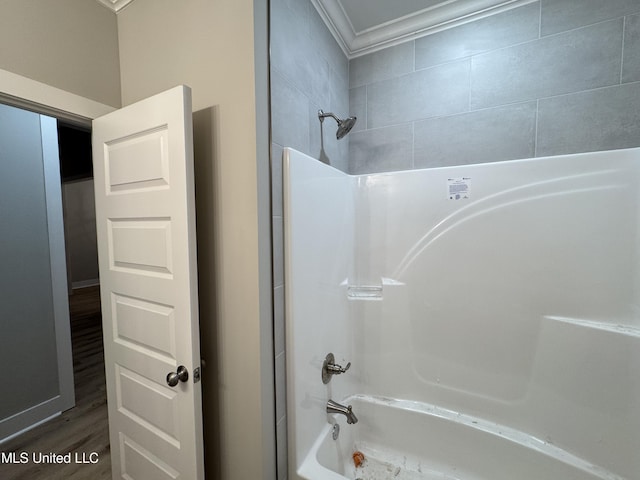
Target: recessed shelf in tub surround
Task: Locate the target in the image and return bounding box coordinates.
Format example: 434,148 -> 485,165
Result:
345,277 -> 404,300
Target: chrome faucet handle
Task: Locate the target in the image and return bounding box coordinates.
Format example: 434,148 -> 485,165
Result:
327,361 -> 351,374
322,353 -> 351,384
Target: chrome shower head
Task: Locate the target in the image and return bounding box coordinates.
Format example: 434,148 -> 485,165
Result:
336,116 -> 357,139
318,110 -> 357,140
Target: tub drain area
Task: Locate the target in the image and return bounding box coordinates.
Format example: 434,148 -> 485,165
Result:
350,449 -> 462,480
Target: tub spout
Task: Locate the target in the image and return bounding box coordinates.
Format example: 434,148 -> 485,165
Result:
327,399 -> 358,424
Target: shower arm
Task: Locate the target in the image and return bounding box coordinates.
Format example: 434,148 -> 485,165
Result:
318,110 -> 341,123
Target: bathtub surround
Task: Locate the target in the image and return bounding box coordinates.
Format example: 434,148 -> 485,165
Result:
284,147 -> 640,480
348,0 -> 640,174
270,0 -> 351,478
284,149 -> 354,475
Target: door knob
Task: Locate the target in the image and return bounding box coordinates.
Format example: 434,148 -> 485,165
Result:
166,365 -> 189,387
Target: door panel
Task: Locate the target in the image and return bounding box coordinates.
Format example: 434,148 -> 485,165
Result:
93,85 -> 204,480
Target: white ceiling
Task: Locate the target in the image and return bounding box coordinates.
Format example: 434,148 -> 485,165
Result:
312,0 -> 537,58
95,0 -> 536,58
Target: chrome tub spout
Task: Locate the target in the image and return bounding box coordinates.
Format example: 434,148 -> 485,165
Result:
327,399 -> 358,424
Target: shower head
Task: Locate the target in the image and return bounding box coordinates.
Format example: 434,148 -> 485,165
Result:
318,110 -> 357,140
336,116 -> 357,139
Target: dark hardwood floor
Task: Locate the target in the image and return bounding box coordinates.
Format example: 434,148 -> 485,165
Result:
1,286 -> 111,480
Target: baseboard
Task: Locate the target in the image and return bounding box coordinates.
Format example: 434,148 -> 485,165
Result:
0,397 -> 62,444
71,278 -> 100,290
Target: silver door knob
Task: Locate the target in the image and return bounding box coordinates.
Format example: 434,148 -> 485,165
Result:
166,365 -> 189,387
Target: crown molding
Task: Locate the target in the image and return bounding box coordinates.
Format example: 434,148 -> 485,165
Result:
311,0 -> 537,58
309,0 -> 353,58
94,0 -> 136,13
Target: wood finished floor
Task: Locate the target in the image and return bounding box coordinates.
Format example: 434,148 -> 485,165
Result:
1,286 -> 111,480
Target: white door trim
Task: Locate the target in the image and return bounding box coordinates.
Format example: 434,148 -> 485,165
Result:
41,115 -> 76,414
0,68 -> 115,123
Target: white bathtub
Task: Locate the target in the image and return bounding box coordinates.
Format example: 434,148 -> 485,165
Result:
298,395 -> 621,480
285,147 -> 640,480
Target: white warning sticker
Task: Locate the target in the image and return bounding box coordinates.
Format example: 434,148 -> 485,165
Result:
447,177 -> 471,200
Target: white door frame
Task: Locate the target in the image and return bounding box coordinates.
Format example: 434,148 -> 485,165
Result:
42,114 -> 75,414
0,68 -> 115,124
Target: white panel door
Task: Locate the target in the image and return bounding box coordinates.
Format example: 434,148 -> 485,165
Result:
92,86 -> 204,480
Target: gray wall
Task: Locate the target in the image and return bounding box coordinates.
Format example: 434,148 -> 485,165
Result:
270,1 -> 350,478
118,1 -> 275,479
349,0 -> 640,174
0,105 -> 61,423
271,0 -> 350,173
63,179 -> 99,288
0,0 -> 121,107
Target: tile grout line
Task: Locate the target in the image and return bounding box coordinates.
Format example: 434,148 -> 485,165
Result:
365,84 -> 368,131
410,40 -> 416,170
538,0 -> 542,39
412,39 -> 416,73
533,99 -> 539,158
468,57 -> 473,112
411,121 -> 415,169
620,16 -> 626,84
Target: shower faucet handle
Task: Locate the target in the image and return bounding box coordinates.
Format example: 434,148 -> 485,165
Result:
322,353 -> 351,384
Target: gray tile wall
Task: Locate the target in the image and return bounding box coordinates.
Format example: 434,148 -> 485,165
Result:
349,0 -> 640,174
270,1 -> 350,478
271,0 -> 350,173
